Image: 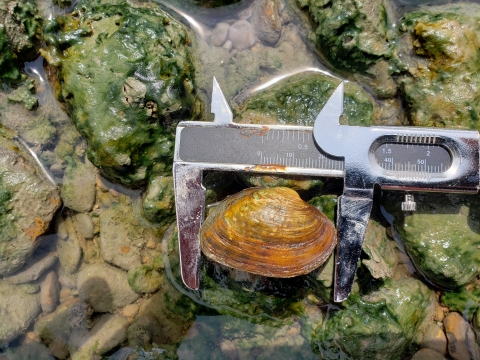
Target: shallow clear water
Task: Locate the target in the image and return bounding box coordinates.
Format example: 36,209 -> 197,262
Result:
1,0 -> 480,359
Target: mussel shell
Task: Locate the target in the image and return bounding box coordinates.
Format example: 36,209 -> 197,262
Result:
200,187 -> 336,278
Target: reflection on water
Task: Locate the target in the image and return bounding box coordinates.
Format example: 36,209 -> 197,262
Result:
1,0 -> 480,358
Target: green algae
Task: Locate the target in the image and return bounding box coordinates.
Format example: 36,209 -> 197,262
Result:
308,195 -> 337,223
237,73 -> 375,127
0,175 -> 15,243
295,0 -> 398,97
383,192 -> 480,289
141,176 -> 175,227
398,4 -> 480,129
0,25 -> 21,83
0,0 -> 42,61
7,78 -> 36,109
314,278 -> 435,360
442,281 -> 480,319
128,265 -> 163,294
42,0 -> 200,188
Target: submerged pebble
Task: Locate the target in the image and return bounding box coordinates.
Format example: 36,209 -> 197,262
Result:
76,263 -> 139,313
228,20 -> 257,50
40,271 -> 60,314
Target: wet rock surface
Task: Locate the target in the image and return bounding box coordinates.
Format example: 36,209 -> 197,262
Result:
0,282 -> 41,346
41,0 -> 201,189
398,4 -> 480,129
295,0 -> 397,97
314,278 -> 435,359
383,192 -> 480,289
0,132 -> 61,276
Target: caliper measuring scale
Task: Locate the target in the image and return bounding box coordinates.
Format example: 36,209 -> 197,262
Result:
173,78 -> 479,302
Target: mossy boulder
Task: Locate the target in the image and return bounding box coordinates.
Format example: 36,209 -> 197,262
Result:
236,72 -> 376,127
398,4 -> 480,129
313,278 -> 435,360
383,192 -> 480,289
295,0 -> 398,97
0,0 -> 42,60
41,0 -> 200,188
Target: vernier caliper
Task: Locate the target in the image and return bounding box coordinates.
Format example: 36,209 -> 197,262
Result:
173,77 -> 479,302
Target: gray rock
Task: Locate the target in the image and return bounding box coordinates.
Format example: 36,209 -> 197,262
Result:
40,271 -> 60,314
62,158 -> 96,213
228,20 -> 257,51
0,133 -> 61,276
2,342 -> 54,360
210,23 -> 230,47
0,282 -> 41,346
69,313 -> 129,360
73,214 -> 95,240
57,218 -> 82,274
77,263 -> 140,313
4,252 -> 58,284
251,0 -> 282,46
99,203 -> 145,271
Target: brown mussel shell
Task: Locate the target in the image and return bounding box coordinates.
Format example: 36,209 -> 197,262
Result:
200,187 -> 336,278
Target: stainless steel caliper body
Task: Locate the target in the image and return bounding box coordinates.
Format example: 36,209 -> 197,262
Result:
173,77 -> 480,302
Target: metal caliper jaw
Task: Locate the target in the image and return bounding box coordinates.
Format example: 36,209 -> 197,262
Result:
173,163 -> 205,290
334,189 -> 373,303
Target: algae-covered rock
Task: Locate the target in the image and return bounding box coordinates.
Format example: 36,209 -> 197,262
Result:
0,24 -> 20,83
41,0 -> 200,188
141,176 -> 175,226
127,264 -> 163,294
383,192 -> 480,289
398,4 -> 480,130
6,78 -> 36,109
442,280 -> 480,319
236,72 -> 376,127
295,0 -> 397,97
361,218 -> 397,280
0,0 -> 41,83
0,0 -> 42,60
313,278 -> 435,360
309,195 -> 337,223
0,130 -> 61,276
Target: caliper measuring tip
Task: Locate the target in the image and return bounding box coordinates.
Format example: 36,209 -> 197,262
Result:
211,76 -> 233,125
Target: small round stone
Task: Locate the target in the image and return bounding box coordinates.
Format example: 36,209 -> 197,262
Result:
127,265 -> 163,294
210,23 -> 230,47
228,20 -> 256,51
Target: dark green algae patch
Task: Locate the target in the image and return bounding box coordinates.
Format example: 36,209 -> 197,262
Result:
0,0 -> 42,83
41,0 -> 201,189
236,72 -> 376,127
